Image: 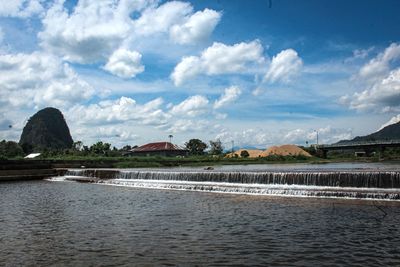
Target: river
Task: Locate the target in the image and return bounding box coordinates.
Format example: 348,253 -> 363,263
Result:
1,163 -> 400,266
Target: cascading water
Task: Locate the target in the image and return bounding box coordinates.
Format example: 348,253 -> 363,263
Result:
62,169 -> 400,200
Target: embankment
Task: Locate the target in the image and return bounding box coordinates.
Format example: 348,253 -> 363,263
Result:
0,160 -> 58,181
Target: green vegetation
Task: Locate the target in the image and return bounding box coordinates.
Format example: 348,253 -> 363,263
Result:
209,139 -> 223,155
0,140 -> 24,159
185,139 -> 208,155
240,150 -> 250,158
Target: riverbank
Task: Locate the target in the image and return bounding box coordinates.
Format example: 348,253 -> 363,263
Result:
0,160 -> 57,181
0,155 -> 389,169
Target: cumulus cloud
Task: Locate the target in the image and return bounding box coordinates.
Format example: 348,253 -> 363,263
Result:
214,86 -> 242,109
340,44 -> 400,113
38,0 -> 142,63
283,126 -> 352,145
166,119 -> 210,134
171,40 -> 264,86
216,126 -> 352,148
170,8 -> 221,45
216,128 -> 273,148
169,95 -> 209,116
68,96 -> 169,127
358,43 -> 400,82
0,52 -> 93,108
133,1 -> 192,36
0,0 -> 43,18
39,0 -> 221,64
103,48 -> 144,78
341,68 -> 400,112
264,49 -> 303,84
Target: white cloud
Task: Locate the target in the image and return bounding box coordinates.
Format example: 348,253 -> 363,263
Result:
169,95 -> 209,116
378,114 -> 400,131
283,126 -> 352,145
358,43 -> 400,82
0,52 -> 93,108
340,44 -> 400,113
216,126 -> 352,148
39,0 -> 149,63
216,128 -> 273,148
171,40 -> 264,86
0,0 -> 43,18
166,119 -> 210,134
133,1 -> 192,36
68,96 -> 169,127
103,48 -> 144,78
170,8 -> 221,45
264,49 -> 303,83
341,68 -> 400,112
39,0 -> 221,64
344,47 -> 374,63
214,86 -> 242,109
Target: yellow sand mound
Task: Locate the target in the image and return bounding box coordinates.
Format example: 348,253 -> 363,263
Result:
260,144 -> 311,157
226,149 -> 264,158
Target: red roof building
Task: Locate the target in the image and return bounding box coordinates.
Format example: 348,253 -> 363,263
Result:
130,142 -> 189,157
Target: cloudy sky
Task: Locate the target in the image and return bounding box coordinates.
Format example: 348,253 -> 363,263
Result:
0,0 -> 400,148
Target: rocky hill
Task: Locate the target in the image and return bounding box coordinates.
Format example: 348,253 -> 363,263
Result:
19,107 -> 73,152
338,121 -> 400,144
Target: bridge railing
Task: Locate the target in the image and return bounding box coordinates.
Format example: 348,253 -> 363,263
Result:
317,139 -> 400,149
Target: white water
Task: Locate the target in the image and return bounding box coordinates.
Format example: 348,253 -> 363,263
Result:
94,178 -> 400,200
54,163 -> 400,200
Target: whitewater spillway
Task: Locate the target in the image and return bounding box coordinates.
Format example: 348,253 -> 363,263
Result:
62,169 -> 400,200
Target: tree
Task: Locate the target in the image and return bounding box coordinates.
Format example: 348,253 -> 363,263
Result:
185,139 -> 208,155
89,141 -> 111,155
73,141 -> 83,151
120,145 -> 132,151
240,150 -> 250,158
209,139 -> 223,155
0,140 -> 24,158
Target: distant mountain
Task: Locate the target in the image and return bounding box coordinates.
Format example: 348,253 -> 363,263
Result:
19,107 -> 73,153
337,121 -> 400,144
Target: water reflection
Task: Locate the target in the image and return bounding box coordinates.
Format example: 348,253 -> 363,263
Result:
1,181 -> 400,266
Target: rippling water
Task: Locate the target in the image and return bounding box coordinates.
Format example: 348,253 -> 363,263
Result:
1,180 -> 400,266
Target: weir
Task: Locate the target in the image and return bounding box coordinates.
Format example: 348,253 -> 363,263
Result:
63,169 -> 400,200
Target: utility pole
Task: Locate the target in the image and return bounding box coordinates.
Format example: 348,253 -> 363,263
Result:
231,140 -> 234,154
314,130 -> 319,145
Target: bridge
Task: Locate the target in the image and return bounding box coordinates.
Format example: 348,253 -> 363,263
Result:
316,139 -> 400,158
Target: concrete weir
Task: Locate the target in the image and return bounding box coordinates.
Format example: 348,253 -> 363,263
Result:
0,160 -> 58,181
63,168 -> 400,200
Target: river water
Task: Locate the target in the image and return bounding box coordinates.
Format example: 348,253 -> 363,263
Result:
1,163 -> 400,266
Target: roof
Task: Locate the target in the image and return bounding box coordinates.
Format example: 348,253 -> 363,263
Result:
24,153 -> 41,159
131,142 -> 188,152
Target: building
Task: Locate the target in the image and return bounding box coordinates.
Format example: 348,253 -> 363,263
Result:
129,142 -> 189,157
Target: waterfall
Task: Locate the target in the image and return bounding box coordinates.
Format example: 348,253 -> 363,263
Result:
63,169 -> 400,200
66,169 -> 400,188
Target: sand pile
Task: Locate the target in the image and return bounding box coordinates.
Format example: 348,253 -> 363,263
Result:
226,149 -> 264,158
261,144 -> 311,157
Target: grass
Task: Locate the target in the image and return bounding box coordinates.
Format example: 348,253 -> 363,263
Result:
3,153 -> 393,169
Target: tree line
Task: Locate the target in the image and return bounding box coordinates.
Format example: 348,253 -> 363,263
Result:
0,138 -> 225,159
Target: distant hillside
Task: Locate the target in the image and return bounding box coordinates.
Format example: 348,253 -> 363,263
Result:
19,107 -> 73,153
338,121 -> 400,144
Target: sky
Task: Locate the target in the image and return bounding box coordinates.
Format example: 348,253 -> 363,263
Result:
0,0 -> 400,149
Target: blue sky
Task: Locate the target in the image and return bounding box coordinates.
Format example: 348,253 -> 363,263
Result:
0,0 -> 400,148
